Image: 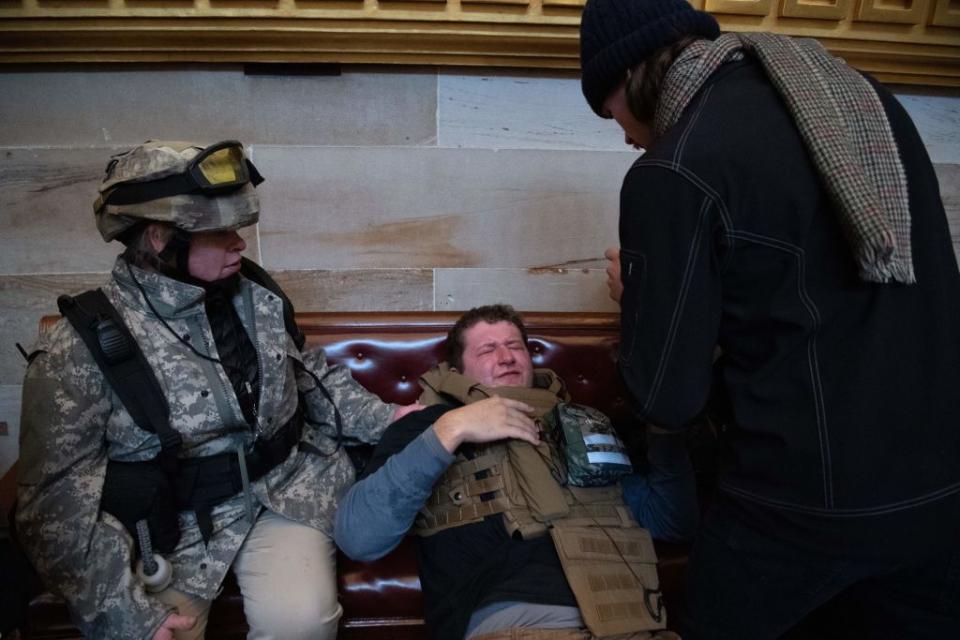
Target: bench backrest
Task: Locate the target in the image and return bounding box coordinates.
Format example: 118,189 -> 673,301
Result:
40,310 -> 630,419
295,311 -> 632,426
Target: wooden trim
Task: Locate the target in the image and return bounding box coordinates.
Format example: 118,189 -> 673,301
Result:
0,2 -> 957,86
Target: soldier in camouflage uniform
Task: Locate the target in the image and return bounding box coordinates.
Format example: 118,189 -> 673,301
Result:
15,141 -> 418,640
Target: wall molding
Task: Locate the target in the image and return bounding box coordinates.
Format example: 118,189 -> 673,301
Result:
0,0 -> 958,86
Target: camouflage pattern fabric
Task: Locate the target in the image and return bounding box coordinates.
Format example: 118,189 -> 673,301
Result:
546,403 -> 633,487
15,257 -> 395,640
95,141 -> 260,242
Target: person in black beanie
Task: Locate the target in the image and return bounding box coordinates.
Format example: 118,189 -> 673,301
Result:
579,0 -> 960,638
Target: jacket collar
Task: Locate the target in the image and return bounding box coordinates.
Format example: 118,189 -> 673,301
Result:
111,256 -> 209,317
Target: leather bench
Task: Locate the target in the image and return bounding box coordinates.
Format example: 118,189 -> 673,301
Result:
1,311 -> 691,639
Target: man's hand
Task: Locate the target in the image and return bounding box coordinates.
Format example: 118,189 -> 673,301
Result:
152,613 -> 196,640
604,246 -> 623,304
393,403 -> 426,422
432,397 -> 539,454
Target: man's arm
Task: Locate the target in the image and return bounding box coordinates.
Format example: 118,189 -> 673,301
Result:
335,410 -> 454,561
335,397 -> 540,561
621,429 -> 698,543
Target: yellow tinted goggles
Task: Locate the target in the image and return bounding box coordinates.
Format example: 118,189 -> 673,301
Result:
97,140 -> 263,211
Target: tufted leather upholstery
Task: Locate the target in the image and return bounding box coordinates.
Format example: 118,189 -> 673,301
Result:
1,311 -> 689,639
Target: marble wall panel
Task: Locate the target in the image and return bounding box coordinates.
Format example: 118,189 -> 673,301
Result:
438,73 -> 960,161
435,267 -> 619,312
255,146 -> 630,270
0,147 -> 118,275
0,147 -> 263,275
896,92 -> 960,165
0,68 -> 438,147
0,385 -> 20,477
437,73 -> 632,151
935,163 -> 960,260
269,269 -> 433,311
0,273 -> 108,385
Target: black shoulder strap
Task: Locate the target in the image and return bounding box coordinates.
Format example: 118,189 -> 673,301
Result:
240,257 -> 305,351
58,290 -> 181,472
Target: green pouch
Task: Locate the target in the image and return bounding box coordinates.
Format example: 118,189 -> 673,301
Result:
548,402 -> 633,487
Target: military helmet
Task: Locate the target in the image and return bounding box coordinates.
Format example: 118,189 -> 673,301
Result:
94,140 -> 263,242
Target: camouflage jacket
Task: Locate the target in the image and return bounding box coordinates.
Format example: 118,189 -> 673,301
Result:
15,257 -> 395,640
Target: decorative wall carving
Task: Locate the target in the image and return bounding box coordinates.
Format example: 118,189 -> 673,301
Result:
856,0 -> 927,25
931,0 -> 960,27
0,0 -> 957,86
706,0 -> 774,17
781,0 -> 851,21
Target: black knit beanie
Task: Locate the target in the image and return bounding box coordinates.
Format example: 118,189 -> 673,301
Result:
580,0 -> 721,117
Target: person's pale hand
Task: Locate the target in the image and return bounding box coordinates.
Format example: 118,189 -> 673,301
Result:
433,397 -> 539,453
604,246 -> 623,304
152,613 -> 196,640
393,403 -> 426,422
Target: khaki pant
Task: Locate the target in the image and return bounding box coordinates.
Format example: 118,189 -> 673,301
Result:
156,510 -> 342,640
470,629 -> 681,640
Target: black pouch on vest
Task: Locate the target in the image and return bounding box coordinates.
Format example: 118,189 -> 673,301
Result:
101,459 -> 181,554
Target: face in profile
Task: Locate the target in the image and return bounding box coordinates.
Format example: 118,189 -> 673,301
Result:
602,80 -> 653,151
187,229 -> 247,282
460,320 -> 534,389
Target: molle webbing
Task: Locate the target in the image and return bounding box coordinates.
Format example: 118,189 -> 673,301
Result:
559,486 -> 636,529
416,451 -> 510,534
414,446 -> 629,538
550,525 -> 666,636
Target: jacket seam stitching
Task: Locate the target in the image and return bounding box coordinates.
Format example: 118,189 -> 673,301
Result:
720,479 -> 960,516
673,84 -> 715,167
642,195 -> 711,419
628,159 -> 735,259
727,230 -> 833,509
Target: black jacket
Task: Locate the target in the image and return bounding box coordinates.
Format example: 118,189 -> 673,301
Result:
617,59 -> 960,538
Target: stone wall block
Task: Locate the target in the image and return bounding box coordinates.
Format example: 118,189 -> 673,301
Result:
255,146 -> 628,270
437,73 -> 633,151
0,148 -> 119,275
435,267 -> 619,312
896,93 -> 960,165
0,147 -> 262,274
935,163 -> 960,261
269,269 -> 433,311
0,273 -> 109,384
0,69 -> 438,147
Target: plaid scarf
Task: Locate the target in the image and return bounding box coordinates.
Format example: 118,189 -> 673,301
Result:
655,33 -> 914,284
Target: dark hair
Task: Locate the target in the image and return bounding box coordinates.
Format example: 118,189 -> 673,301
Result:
446,304 -> 529,370
120,222 -> 176,271
624,35 -> 699,125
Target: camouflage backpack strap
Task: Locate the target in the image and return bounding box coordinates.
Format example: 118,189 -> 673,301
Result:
57,289 -> 180,473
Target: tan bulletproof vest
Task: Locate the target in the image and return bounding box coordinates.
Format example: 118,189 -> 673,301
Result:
413,438 -> 667,637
